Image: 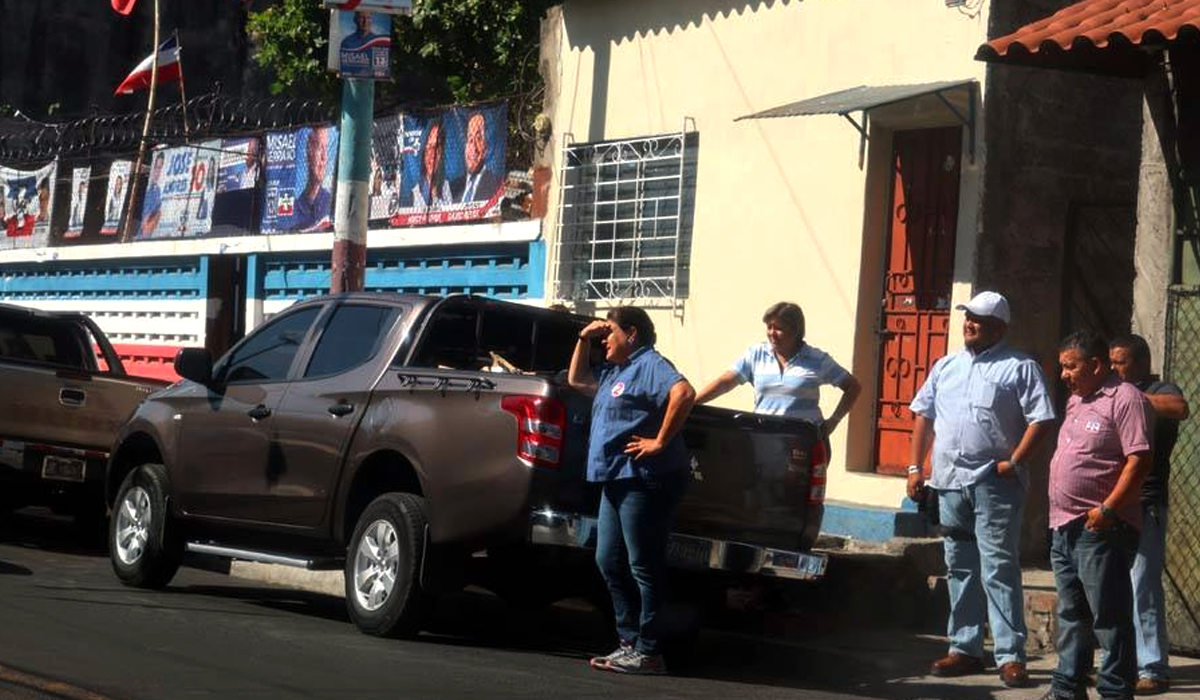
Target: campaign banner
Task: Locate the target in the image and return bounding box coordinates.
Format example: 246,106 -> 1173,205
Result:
0,162 -> 57,249
387,102 -> 507,227
321,0 -> 412,13
261,125 -> 339,234
368,114 -> 402,224
65,166 -> 91,238
137,140 -> 220,239
217,137 -> 262,193
329,10 -> 391,80
101,160 -> 132,236
210,137 -> 262,236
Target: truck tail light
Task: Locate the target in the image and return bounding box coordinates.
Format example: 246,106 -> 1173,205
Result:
807,439 -> 828,505
501,395 -> 566,468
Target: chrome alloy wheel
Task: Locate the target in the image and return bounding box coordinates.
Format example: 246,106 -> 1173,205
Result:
353,519 -> 400,612
115,485 -> 152,565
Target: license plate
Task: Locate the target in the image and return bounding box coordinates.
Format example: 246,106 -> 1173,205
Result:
667,535 -> 712,569
41,455 -> 86,483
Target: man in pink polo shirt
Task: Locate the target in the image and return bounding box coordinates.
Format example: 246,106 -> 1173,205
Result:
1046,330 -> 1153,700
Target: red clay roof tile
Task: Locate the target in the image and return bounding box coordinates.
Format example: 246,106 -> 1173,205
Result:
980,0 -> 1200,59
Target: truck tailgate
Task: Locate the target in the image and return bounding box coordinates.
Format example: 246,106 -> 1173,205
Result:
675,406 -> 824,552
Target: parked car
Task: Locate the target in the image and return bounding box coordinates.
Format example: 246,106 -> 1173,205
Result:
0,303 -> 169,524
105,293 -> 829,637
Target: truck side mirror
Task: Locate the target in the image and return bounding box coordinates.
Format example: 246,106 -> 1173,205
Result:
174,347 -> 213,385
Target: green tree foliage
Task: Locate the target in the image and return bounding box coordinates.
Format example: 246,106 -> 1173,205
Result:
247,0 -> 556,165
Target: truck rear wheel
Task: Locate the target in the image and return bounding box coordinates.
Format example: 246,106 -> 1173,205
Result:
109,464 -> 182,589
345,493 -> 429,638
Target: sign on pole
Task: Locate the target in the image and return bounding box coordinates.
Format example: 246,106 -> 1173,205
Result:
321,0 -> 412,14
327,10 -> 392,80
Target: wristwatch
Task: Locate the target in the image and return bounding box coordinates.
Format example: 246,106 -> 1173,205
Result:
1099,503 -> 1117,520
906,464 -> 921,475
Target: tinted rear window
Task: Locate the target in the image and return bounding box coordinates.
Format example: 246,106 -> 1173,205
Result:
409,300 -> 584,374
305,304 -> 395,378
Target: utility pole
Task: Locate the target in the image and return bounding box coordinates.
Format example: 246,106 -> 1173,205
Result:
331,77 -> 373,293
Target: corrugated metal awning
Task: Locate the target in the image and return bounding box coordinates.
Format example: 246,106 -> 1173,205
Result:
976,0 -> 1200,76
734,80 -> 975,121
735,80 -> 977,166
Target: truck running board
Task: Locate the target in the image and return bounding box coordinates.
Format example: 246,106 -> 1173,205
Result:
185,542 -> 343,571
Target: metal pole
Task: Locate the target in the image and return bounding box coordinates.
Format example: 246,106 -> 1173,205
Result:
176,29 -> 192,141
121,0 -> 161,243
331,76 -> 374,293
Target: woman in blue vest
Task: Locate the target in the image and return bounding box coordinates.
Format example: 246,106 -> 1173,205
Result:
568,306 -> 696,676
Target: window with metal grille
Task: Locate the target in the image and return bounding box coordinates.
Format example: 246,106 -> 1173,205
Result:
551,121 -> 695,313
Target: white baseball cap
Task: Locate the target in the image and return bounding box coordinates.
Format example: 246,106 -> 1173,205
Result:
956,291 -> 1011,324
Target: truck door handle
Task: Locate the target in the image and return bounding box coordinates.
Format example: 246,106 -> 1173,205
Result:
327,401 -> 355,417
247,405 -> 272,420
59,388 -> 86,407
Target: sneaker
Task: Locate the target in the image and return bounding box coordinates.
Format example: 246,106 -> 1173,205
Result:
1135,677 -> 1169,695
1031,689 -> 1089,700
606,651 -> 668,675
589,643 -> 633,670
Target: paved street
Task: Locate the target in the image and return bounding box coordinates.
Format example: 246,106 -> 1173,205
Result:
0,509 -> 1198,700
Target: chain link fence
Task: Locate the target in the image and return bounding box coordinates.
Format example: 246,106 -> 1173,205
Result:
1164,286 -> 1200,654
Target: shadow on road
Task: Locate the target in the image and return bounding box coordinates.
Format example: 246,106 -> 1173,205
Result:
0,508 -> 108,558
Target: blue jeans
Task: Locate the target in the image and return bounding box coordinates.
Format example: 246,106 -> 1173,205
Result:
595,470 -> 687,655
937,472 -> 1027,665
1131,502 -> 1170,681
1051,518 -> 1139,700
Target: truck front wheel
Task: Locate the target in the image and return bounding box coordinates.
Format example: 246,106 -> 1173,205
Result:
110,463 -> 182,589
345,493 -> 429,638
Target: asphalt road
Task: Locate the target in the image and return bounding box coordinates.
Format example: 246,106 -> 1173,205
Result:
0,508 -> 1118,700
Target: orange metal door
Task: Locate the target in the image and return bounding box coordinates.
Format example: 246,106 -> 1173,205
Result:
874,127 -> 961,476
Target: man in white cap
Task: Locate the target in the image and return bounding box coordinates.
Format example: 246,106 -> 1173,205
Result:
908,291 -> 1057,688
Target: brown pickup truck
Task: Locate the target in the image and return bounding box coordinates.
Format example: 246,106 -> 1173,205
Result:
0,303 -> 168,523
105,293 -> 828,637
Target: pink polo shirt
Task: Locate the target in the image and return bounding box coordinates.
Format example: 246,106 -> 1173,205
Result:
1049,374 -> 1153,530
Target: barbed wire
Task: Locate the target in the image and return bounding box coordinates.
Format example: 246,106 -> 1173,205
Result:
0,90 -> 335,166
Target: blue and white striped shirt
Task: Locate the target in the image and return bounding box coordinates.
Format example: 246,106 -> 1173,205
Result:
732,341 -> 850,423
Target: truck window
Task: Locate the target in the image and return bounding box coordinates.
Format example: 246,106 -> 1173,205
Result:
412,306 -> 481,370
304,304 -> 395,378
0,316 -> 89,369
220,306 -> 322,384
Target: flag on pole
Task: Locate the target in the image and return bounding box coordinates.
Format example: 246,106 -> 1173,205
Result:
112,0 -> 138,15
114,36 -> 182,95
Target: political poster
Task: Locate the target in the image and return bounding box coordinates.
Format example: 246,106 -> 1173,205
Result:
321,0 -> 412,13
137,140 -> 220,240
100,160 -> 132,236
210,137 -> 262,236
386,102 -> 507,227
328,10 -> 392,80
261,125 -> 339,234
0,162 -> 57,249
65,167 -> 91,238
368,114 -> 402,224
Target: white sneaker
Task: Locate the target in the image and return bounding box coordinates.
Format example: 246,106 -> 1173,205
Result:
589,643 -> 633,670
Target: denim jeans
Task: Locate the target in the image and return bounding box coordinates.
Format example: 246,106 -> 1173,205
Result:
1051,518 -> 1139,700
595,470 -> 687,656
937,471 -> 1027,665
1131,502 -> 1170,681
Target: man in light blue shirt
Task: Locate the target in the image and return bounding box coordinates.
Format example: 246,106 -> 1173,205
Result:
907,291 -> 1056,688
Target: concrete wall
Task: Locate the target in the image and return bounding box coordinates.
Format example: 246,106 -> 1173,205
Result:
541,0 -> 993,511
980,2 -> 1144,556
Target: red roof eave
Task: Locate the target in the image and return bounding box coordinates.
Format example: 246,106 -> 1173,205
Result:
976,0 -> 1200,74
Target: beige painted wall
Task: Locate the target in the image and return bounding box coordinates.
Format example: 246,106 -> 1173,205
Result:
543,0 -> 992,508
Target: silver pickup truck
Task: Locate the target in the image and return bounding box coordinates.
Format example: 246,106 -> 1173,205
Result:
0,304 -> 168,523
105,293 -> 829,637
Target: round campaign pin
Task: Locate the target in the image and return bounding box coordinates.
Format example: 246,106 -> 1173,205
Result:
611,381 -> 625,398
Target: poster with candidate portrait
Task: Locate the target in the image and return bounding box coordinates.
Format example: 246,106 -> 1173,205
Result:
387,102 -> 506,227
368,114 -> 402,224
137,140 -> 220,240
65,167 -> 91,238
210,137 -> 261,236
328,10 -> 392,80
0,162 -> 57,249
261,125 -> 339,234
101,160 -> 132,236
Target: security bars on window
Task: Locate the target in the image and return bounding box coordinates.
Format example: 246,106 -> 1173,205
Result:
551,120 -> 694,312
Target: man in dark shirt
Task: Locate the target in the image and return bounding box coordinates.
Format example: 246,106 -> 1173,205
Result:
1110,334 -> 1190,696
